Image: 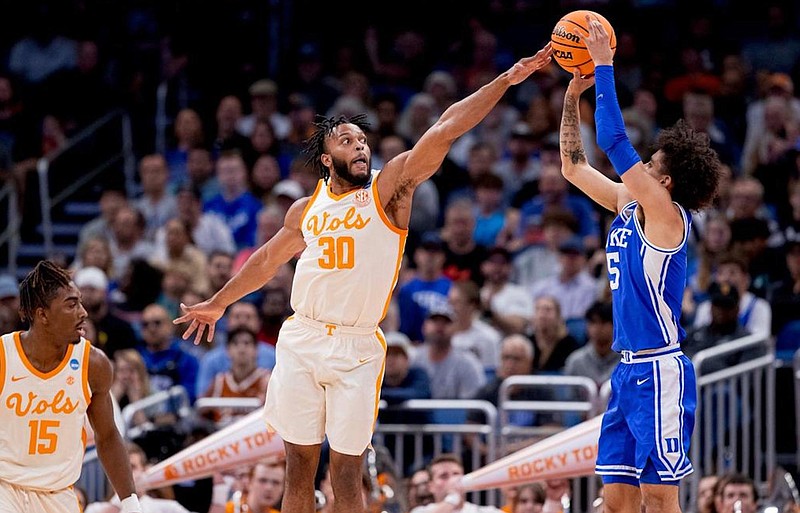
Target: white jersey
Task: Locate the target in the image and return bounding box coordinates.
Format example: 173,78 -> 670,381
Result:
291,171 -> 407,327
0,332 -> 92,490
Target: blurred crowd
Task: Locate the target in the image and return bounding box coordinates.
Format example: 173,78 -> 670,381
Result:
1,0 -> 800,512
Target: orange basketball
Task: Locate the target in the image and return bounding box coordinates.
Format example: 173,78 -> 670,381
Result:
551,10 -> 617,76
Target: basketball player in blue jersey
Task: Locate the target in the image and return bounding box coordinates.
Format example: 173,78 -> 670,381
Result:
558,18 -> 722,513
177,45 -> 553,513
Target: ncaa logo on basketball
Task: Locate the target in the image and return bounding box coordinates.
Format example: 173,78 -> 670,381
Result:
353,189 -> 371,208
69,359 -> 80,370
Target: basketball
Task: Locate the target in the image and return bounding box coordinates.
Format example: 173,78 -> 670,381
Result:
551,10 -> 617,76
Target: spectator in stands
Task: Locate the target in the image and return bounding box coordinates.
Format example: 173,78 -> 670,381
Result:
164,108 -> 206,188
237,78 -> 290,140
714,473 -> 758,513
770,238 -> 800,336
108,206 -> 155,282
441,198 -> 489,283
494,121 -> 541,203
85,441 -> 193,513
508,209 -> 578,289
74,266 -> 137,359
688,211 -> 732,302
471,334 -> 538,427
204,149 -> 263,249
528,296 -> 579,372
78,188 -> 128,249
530,236 -> 598,323
71,235 -> 115,280
230,460 -> 284,513
515,163 -> 601,251
207,250 -> 234,296
692,252 -> 771,340
410,454 -> 503,513
211,95 -> 249,157
509,483 -> 546,513
157,184 -> 235,258
380,331 -> 432,406
480,246 -> 533,336
138,303 -> 200,403
695,474 -> 719,513
684,283 -> 754,373
249,154 -> 282,202
156,261 -> 196,322
729,217 -> 787,297
541,479 -> 571,513
682,90 -> 740,169
150,217 -> 209,295
200,326 -> 270,425
727,177 -> 783,248
110,349 -> 152,427
411,305 -> 486,400
397,232 -> 452,343
195,300 -> 276,399
135,153 -> 177,241
243,120 -> 281,171
564,301 -> 619,387
258,284 -> 291,346
0,273 -> 23,331
472,173 -> 507,248
187,147 -> 220,203
449,280 -> 502,373
406,468 -> 435,510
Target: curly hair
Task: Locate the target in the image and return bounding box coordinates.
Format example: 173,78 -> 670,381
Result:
303,114 -> 371,183
19,260 -> 72,324
656,119 -> 722,211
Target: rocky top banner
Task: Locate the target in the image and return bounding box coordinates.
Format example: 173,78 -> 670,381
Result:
136,409 -> 285,491
460,415 -> 603,491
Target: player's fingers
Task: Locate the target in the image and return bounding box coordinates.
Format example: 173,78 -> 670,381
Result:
173,312 -> 192,324
207,324 -> 216,343
181,321 -> 197,340
194,323 -> 205,345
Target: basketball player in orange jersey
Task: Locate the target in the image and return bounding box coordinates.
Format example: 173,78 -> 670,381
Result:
176,43 -> 553,513
0,261 -> 141,512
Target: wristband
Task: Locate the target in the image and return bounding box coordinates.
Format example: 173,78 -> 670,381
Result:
594,65 -> 640,176
120,494 -> 142,513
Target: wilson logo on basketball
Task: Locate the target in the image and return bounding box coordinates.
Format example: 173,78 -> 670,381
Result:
552,26 -> 581,43
353,189 -> 371,208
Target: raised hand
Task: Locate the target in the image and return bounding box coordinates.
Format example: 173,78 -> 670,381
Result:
507,43 -> 553,85
584,16 -> 614,66
173,300 -> 226,345
568,68 -> 596,93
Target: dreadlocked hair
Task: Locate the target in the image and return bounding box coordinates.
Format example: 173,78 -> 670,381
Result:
303,114 -> 371,183
19,260 -> 72,324
656,119 -> 722,211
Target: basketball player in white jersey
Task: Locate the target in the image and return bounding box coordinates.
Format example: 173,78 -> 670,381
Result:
0,260 -> 141,512
175,44 -> 553,513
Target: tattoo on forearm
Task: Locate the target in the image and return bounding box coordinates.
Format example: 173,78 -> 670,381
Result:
560,93 -> 587,165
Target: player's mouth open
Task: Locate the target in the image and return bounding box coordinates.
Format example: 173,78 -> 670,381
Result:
76,323 -> 86,336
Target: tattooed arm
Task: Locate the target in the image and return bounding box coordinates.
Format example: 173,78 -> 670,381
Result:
559,70 -> 626,213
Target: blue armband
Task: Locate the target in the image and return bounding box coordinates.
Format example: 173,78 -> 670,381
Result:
594,65 -> 640,176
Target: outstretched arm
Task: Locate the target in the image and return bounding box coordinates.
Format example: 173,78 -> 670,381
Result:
560,69 -> 625,213
87,347 -> 141,511
175,197 -> 309,343
584,17 -> 682,245
380,44 -> 552,191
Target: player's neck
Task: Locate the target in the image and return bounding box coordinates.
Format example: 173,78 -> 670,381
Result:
20,328 -> 71,370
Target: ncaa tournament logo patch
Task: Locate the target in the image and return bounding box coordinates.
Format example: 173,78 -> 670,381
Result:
69,359 -> 80,370
353,189 -> 371,208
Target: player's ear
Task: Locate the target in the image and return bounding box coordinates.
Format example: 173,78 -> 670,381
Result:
320,154 -> 332,168
660,174 -> 672,189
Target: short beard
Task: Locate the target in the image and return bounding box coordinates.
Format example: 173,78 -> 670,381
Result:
331,156 -> 370,186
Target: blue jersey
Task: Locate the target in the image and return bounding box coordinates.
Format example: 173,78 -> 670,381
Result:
606,201 -> 691,352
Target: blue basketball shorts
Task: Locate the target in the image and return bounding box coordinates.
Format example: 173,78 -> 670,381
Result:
595,345 -> 696,486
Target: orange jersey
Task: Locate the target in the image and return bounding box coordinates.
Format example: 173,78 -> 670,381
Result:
0,332 -> 92,490
291,172 -> 407,328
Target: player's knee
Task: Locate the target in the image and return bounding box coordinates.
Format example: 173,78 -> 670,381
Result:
641,486 -> 680,513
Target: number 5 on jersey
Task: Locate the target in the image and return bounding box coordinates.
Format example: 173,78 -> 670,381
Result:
28,419 -> 59,455
318,236 -> 355,269
607,252 -> 620,290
